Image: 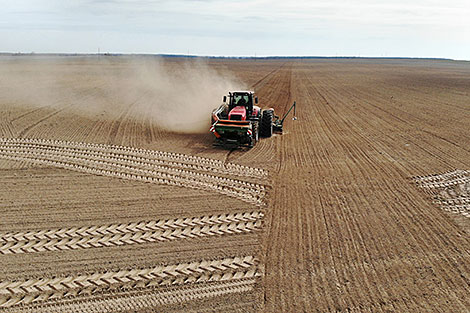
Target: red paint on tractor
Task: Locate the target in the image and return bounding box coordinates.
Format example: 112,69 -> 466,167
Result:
228,106 -> 247,121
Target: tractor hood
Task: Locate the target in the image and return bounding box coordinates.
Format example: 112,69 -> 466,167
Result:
228,106 -> 247,121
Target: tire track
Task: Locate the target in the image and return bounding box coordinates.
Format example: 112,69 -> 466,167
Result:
0,138 -> 268,179
17,106 -> 72,138
0,138 -> 268,205
106,95 -> 141,144
10,107 -> 47,123
414,169 -> 470,188
0,143 -> 264,190
0,113 -> 15,138
0,152 -> 264,205
232,63 -> 293,166
0,145 -> 263,194
14,81 -> 109,139
0,211 -> 263,254
413,170 -> 470,218
251,62 -> 287,90
0,256 -> 262,308
4,279 -> 257,313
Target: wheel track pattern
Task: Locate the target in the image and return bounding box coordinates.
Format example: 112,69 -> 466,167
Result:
0,151 -> 264,205
0,256 -> 261,308
2,279 -> 256,313
0,138 -> 268,179
0,144 -> 262,193
413,170 -> 470,217
0,138 -> 268,205
0,211 -> 263,254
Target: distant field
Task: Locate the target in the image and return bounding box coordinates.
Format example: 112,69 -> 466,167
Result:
0,56 -> 469,312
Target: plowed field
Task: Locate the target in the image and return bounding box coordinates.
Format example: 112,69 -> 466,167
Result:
1,56 -> 470,312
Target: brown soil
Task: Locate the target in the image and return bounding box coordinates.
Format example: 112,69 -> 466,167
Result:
0,56 -> 470,312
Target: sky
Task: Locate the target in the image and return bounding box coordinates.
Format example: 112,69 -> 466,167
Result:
1,0 -> 469,60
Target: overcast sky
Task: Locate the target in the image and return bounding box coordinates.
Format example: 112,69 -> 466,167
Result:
1,0 -> 469,59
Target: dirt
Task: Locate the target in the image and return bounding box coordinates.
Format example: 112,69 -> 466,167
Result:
0,56 -> 470,312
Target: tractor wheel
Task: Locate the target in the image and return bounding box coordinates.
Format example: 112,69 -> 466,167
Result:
252,121 -> 259,144
260,109 -> 273,137
248,122 -> 259,148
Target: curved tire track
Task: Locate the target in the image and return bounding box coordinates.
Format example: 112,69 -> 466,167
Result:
0,138 -> 268,179
0,138 -> 268,205
0,211 -> 263,254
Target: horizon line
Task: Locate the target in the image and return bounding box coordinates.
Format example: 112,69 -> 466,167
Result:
1,52 -> 467,62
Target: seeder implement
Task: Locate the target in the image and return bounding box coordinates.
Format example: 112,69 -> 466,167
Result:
273,101 -> 297,133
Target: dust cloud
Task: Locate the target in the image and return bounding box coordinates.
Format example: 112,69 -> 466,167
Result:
0,56 -> 245,133
110,58 -> 245,133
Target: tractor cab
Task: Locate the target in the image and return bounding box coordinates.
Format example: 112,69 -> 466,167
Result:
223,91 -> 259,120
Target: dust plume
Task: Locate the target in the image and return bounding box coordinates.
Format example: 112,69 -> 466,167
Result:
105,58 -> 245,133
0,56 -> 245,133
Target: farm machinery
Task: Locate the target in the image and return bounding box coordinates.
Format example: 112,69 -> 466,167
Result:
210,91 -> 296,148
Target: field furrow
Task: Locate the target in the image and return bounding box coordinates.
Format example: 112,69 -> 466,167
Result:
2,57 -> 470,312
263,61 -> 470,312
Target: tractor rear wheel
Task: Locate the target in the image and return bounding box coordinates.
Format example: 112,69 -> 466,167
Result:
260,109 -> 273,137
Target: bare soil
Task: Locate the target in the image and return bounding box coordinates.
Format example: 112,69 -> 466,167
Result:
0,56 -> 470,312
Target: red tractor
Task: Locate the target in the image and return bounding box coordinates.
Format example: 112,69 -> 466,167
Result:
210,91 -> 296,148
